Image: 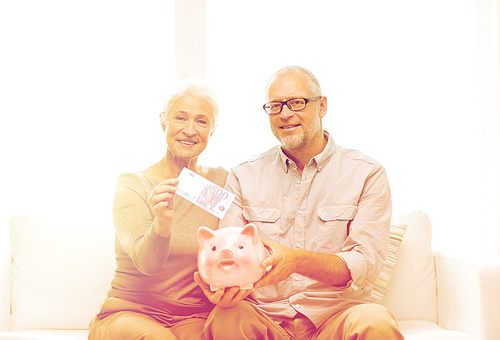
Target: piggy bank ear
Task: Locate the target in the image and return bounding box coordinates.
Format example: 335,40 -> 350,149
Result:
241,223 -> 259,245
197,227 -> 215,246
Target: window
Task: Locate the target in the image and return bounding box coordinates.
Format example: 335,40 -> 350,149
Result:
205,0 -> 493,253
0,1 -> 175,224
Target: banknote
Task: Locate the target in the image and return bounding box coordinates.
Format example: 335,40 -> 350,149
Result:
176,167 -> 235,219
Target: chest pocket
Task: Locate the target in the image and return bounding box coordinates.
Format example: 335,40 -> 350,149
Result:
316,204 -> 358,253
318,204 -> 358,222
243,205 -> 281,222
243,205 -> 282,240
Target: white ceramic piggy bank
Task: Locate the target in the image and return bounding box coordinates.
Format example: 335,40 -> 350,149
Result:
197,223 -> 266,291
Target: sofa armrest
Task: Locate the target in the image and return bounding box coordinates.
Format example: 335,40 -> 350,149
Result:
0,249 -> 11,332
434,248 -> 500,340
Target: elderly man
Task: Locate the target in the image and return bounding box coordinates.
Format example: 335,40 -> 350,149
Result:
196,66 -> 403,340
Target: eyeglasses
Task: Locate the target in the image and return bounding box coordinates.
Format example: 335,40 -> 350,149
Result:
263,96 -> 322,115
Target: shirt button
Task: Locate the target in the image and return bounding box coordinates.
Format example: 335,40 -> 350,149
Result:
294,276 -> 300,281
296,243 -> 302,248
296,179 -> 301,184
257,214 -> 262,218
295,304 -> 301,309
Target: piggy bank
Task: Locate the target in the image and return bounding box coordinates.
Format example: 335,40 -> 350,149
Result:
197,223 -> 266,291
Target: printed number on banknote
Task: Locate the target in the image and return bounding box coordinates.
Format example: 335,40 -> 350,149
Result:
176,167 -> 235,219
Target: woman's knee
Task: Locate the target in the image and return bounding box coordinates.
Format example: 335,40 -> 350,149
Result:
208,301 -> 258,321
204,301 -> 287,340
89,311 -> 177,340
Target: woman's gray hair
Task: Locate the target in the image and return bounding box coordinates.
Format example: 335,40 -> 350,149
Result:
265,65 -> 323,99
160,78 -> 220,132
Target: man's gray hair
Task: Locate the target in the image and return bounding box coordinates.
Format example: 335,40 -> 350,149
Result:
265,65 -> 323,100
160,78 -> 220,132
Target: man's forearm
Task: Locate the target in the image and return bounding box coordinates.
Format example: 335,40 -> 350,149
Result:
293,249 -> 352,287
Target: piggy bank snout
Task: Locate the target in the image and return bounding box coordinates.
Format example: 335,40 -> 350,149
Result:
218,248 -> 234,260
218,248 -> 236,267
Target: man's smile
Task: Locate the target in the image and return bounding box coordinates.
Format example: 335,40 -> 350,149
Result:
280,124 -> 301,130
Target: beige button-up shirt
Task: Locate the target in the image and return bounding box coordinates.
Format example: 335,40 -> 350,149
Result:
220,131 -> 391,327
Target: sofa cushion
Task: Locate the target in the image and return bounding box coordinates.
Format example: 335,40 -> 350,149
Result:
379,210 -> 437,322
9,209 -> 115,330
0,329 -> 90,339
369,224 -> 407,303
398,320 -> 474,340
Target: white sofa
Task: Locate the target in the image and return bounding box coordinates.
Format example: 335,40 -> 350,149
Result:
1,209 -> 499,340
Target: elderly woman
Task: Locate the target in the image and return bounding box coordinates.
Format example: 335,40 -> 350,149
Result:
88,79 -> 228,340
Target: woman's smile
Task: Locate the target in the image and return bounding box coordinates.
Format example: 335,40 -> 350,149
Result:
177,139 -> 198,146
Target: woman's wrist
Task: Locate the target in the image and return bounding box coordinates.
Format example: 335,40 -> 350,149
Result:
153,217 -> 172,238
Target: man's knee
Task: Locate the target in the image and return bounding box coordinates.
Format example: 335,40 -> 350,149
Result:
317,304 -> 403,340
343,304 -> 403,339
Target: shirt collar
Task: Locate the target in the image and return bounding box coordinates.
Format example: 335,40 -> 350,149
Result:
278,131 -> 336,173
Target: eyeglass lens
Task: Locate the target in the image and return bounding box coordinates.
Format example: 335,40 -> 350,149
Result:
266,99 -> 306,114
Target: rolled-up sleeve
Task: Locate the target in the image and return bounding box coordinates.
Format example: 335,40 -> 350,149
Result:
335,165 -> 392,289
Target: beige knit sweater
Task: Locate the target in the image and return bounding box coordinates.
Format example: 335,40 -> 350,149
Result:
105,167 -> 228,316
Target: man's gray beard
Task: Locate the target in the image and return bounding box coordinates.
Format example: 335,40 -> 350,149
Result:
272,115 -> 321,151
276,133 -> 306,150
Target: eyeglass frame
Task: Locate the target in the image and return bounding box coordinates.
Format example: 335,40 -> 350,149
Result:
262,96 -> 322,115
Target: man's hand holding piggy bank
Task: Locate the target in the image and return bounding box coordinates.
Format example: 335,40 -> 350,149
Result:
197,223 -> 266,291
